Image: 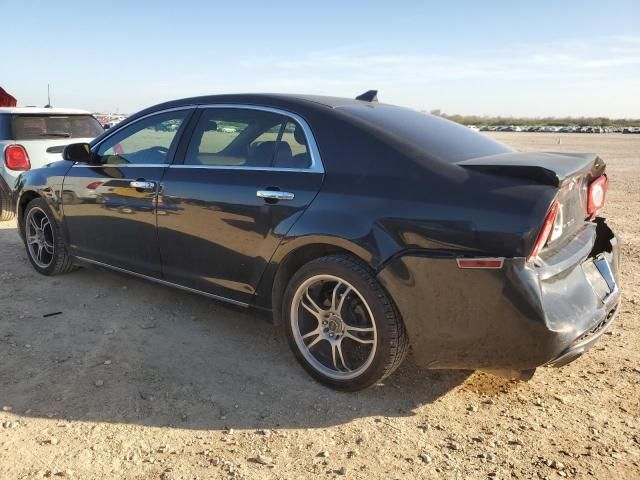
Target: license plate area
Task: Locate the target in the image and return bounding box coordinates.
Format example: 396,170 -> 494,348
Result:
583,254 -> 618,303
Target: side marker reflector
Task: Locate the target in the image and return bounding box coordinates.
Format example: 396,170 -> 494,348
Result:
456,258 -> 504,269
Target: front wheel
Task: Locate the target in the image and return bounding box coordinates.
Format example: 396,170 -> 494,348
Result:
283,255 -> 409,391
23,198 -> 76,275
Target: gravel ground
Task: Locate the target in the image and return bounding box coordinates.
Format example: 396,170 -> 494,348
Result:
0,132 -> 638,480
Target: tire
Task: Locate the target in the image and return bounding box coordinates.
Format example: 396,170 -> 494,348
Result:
23,198 -> 77,275
283,254 -> 409,391
0,187 -> 15,221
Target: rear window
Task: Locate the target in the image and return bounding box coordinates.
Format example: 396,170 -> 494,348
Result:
338,104 -> 512,163
11,114 -> 103,140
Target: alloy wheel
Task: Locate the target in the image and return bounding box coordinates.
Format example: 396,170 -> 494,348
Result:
290,275 -> 378,380
25,207 -> 55,268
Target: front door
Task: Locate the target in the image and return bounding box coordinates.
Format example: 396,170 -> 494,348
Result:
62,109 -> 192,276
157,106 -> 324,303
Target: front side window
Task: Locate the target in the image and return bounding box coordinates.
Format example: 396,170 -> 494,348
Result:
96,110 -> 189,165
184,108 -> 311,169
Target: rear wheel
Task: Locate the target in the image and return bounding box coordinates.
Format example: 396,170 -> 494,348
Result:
283,255 -> 409,391
23,198 -> 76,275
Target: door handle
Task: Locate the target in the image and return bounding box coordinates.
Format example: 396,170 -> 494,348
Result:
256,190 -> 295,201
130,180 -> 156,190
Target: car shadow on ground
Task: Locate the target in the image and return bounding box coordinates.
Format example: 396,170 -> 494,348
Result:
0,224 -> 472,431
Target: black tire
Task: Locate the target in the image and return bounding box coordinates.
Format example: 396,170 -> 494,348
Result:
283,254 -> 409,391
0,187 -> 15,221
23,198 -> 77,275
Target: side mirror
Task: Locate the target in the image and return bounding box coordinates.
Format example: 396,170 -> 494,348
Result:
63,143 -> 92,163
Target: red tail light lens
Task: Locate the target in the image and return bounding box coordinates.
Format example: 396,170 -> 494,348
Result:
4,145 -> 31,171
587,175 -> 607,216
529,200 -> 559,261
85,181 -> 103,190
457,258 -> 504,269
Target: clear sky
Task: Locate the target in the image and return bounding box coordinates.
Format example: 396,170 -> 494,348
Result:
2,0 -> 639,117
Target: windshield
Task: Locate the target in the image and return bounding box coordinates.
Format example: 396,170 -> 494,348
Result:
11,114 -> 104,140
338,104 -> 513,163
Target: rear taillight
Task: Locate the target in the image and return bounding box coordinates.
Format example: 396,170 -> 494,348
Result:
4,145 -> 31,171
86,181 -> 103,190
587,175 -> 607,216
529,200 -> 559,261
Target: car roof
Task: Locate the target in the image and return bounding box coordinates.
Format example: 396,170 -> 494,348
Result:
133,93 -> 372,116
0,107 -> 92,115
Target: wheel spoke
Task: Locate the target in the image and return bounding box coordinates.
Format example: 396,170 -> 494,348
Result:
330,342 -> 339,370
40,216 -> 49,230
26,235 -> 38,245
301,289 -> 324,319
336,286 -> 352,315
345,325 -> 375,333
43,240 -> 54,254
306,334 -> 324,350
336,340 -> 350,372
330,281 -> 343,311
29,216 -> 39,232
344,332 -> 375,345
301,328 -> 320,340
36,245 -> 44,262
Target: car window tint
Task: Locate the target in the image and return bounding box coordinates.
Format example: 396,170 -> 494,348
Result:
185,109 -> 290,167
339,104 -> 513,163
198,120 -> 249,156
278,120 -> 310,168
250,124 -> 283,149
11,114 -> 104,140
96,111 -> 188,165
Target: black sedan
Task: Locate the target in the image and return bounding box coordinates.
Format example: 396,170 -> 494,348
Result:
14,92 -> 621,391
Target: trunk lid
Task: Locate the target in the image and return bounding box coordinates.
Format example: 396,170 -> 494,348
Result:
458,151 -> 607,251
457,151 -> 605,187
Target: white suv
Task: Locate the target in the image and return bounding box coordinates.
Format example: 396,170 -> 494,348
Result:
0,107 -> 103,220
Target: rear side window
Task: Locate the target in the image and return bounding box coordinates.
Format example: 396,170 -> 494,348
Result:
11,114 -> 104,140
184,108 -> 311,169
339,104 -> 512,163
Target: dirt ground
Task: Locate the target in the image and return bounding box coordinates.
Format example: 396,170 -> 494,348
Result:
0,132 -> 638,480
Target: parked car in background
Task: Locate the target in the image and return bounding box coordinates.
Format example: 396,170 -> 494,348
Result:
14,93 -> 621,391
0,107 -> 103,220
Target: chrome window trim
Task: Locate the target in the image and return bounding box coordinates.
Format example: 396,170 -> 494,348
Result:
81,103 -> 325,173
72,163 -> 169,168
168,164 -> 321,173
91,106 -> 194,151
180,104 -> 324,173
75,106 -> 195,168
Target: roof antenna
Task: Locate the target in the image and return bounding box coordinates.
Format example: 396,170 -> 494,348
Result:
356,90 -> 378,102
45,83 -> 52,108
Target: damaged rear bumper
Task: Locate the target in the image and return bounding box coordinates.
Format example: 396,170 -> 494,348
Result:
377,218 -> 621,371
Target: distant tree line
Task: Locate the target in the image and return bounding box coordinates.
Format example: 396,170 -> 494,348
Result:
426,110 -> 640,127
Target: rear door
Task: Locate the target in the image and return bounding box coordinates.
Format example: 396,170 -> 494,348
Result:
157,106 -> 324,304
62,108 -> 193,276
